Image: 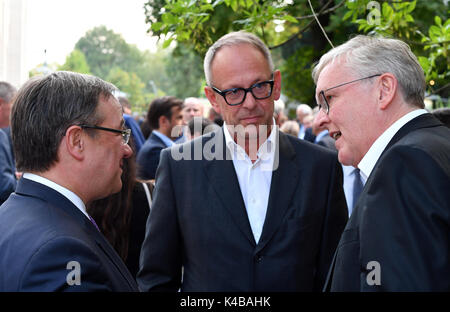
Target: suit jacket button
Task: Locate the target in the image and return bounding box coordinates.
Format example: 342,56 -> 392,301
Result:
255,255 -> 263,263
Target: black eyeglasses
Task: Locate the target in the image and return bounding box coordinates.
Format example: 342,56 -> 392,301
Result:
211,78 -> 274,106
318,74 -> 381,115
80,125 -> 131,145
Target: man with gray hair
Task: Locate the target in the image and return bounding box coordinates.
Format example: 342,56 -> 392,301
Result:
296,103 -> 315,142
0,81 -> 17,205
138,31 -> 348,292
314,35 -> 450,291
0,72 -> 138,291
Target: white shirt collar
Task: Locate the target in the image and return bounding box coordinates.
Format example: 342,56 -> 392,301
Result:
152,130 -> 175,147
358,109 -> 428,183
22,172 -> 89,219
223,118 -> 277,169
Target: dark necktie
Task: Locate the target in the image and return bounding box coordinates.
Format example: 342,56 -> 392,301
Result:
88,215 -> 100,232
352,168 -> 364,210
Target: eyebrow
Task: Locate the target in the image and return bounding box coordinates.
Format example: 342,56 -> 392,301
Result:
225,75 -> 273,90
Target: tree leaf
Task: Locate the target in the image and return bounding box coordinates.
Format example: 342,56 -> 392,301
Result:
163,37 -> 174,49
282,15 -> 298,24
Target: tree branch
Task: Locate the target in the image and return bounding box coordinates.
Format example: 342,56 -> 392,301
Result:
269,0 -> 344,50
295,0 -> 346,21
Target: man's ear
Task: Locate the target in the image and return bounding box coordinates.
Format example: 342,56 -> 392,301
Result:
158,115 -> 168,129
378,73 -> 397,110
65,125 -> 85,161
204,86 -> 221,115
272,69 -> 282,101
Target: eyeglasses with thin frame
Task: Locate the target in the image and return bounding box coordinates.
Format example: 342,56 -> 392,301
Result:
318,74 -> 381,115
211,76 -> 275,106
79,124 -> 131,145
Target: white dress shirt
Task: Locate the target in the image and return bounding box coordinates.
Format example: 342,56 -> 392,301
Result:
22,172 -> 89,219
358,109 -> 428,183
298,124 -> 306,140
223,119 -> 277,244
342,165 -> 356,216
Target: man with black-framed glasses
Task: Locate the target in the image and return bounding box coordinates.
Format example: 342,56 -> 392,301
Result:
0,71 -> 138,291
138,31 -> 348,292
313,35 -> 450,291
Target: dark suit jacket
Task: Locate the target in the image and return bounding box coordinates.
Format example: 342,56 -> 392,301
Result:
317,135 -> 337,152
136,132 -> 169,180
137,128 -> 348,292
326,113 -> 450,291
0,178 -> 139,291
304,127 -> 316,143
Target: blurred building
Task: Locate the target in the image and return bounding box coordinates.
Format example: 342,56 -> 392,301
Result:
0,0 -> 28,88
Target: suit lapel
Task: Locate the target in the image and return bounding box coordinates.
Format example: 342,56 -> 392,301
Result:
90,230 -> 138,289
256,132 -> 300,253
203,129 -> 256,246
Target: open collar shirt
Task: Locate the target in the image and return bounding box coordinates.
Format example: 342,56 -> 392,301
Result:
223,119 -> 277,244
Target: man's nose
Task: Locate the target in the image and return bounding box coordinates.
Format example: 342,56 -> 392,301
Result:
123,142 -> 133,159
241,91 -> 257,110
315,109 -> 330,129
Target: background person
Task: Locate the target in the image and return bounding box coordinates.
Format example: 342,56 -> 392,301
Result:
136,96 -> 183,180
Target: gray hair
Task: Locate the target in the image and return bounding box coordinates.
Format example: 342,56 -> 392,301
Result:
0,81 -> 17,103
204,31 -> 274,86
312,35 -> 425,108
296,103 -> 312,115
11,71 -> 117,172
274,99 -> 285,115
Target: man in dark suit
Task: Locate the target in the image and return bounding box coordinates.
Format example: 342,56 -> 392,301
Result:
313,35 -> 450,291
0,72 -> 139,291
137,31 -> 348,292
136,96 -> 183,180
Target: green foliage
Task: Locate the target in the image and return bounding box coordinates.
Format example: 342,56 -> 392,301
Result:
345,0 -> 449,97
280,46 -> 316,106
71,25 -> 199,114
144,0 -> 449,105
106,67 -> 146,111
75,26 -> 134,79
163,43 -> 205,98
57,49 -> 91,74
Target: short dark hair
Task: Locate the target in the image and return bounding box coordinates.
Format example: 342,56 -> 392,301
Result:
11,71 -> 117,172
118,96 -> 131,109
146,96 -> 183,130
